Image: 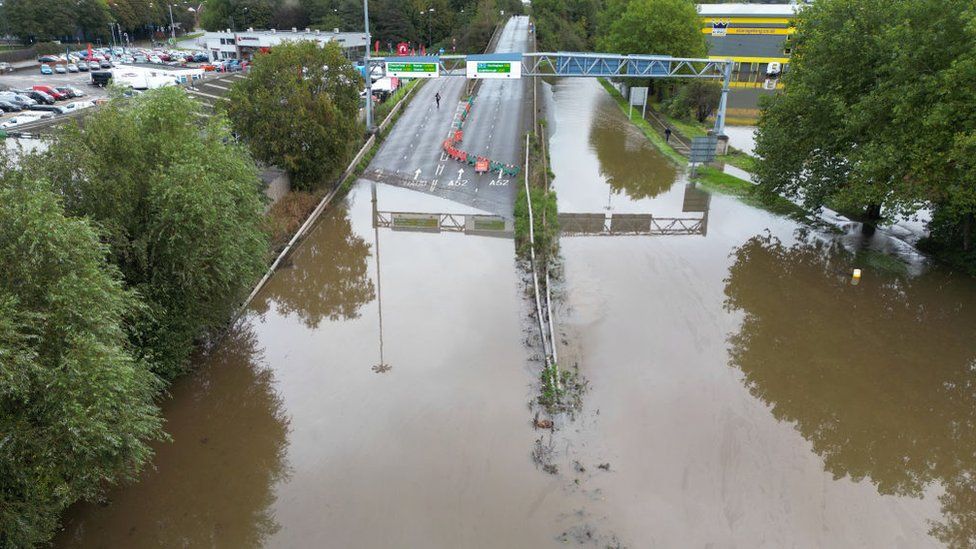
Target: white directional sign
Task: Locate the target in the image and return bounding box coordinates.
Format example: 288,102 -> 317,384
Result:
465,53 -> 522,79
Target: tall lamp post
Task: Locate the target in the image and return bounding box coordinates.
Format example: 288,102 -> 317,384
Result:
425,8 -> 434,49
363,0 -> 374,133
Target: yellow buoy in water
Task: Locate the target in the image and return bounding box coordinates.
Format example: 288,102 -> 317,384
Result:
852,268 -> 862,285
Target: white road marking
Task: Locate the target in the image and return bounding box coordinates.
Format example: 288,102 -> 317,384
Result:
414,168 -> 422,180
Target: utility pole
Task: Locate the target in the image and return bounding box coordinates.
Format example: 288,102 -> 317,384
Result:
363,0 -> 374,132
168,3 -> 177,40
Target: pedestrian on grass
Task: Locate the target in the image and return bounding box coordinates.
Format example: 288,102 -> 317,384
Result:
435,92 -> 441,109
664,126 -> 672,143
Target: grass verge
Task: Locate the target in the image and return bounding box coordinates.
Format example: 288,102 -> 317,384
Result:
598,79 -> 687,165
694,166 -> 809,220
514,130 -> 559,260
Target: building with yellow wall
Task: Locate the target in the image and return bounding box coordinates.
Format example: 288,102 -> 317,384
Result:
699,3 -> 804,73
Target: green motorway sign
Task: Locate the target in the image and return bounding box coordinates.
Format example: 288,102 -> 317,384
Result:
476,62 -> 511,74
385,62 -> 439,78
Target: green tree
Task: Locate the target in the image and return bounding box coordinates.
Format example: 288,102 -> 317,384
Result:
533,0 -> 600,51
754,0 -> 976,255
2,0 -> 112,42
596,0 -> 706,57
0,167 -> 163,547
23,87 -> 270,380
225,40 -> 362,190
665,80 -> 722,123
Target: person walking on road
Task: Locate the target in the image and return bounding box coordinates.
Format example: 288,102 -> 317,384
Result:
435,92 -> 441,109
664,126 -> 672,143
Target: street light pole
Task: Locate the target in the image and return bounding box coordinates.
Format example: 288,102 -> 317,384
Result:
363,0 -> 374,133
168,3 -> 176,40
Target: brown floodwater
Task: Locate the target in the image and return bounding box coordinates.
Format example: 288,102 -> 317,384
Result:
55,76 -> 976,548
545,78 -> 976,547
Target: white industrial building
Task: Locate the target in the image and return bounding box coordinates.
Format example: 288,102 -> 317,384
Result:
203,28 -> 369,62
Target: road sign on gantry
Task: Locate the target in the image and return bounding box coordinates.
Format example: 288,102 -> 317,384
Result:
466,53 -> 522,79
385,57 -> 439,78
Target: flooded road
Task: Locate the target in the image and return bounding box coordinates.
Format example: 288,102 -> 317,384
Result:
546,78 -> 976,547
55,67 -> 976,547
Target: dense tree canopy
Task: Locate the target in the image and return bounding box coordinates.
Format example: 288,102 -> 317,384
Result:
199,0 -> 520,51
22,87 -> 270,380
225,40 -> 362,190
597,0 -> 706,57
755,0 -> 976,256
0,165 -> 164,547
532,0 -> 600,51
0,0 -> 113,42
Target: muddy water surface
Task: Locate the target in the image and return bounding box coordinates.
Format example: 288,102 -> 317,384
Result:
54,77 -> 976,548
546,78 -> 976,547
55,184 -> 587,547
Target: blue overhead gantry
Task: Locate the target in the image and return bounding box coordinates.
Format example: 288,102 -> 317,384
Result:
368,52 -> 735,135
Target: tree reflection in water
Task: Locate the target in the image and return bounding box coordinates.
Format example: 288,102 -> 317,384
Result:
254,203 -> 375,328
589,99 -> 678,201
57,323 -> 291,548
723,232 -> 976,547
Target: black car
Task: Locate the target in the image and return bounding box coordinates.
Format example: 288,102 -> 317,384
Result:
0,100 -> 23,112
90,71 -> 112,87
15,90 -> 55,105
29,104 -> 63,113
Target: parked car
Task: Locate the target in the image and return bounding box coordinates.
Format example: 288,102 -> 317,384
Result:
40,64 -> 53,75
0,62 -> 12,73
99,60 -> 112,69
29,104 -> 68,114
0,92 -> 35,107
0,100 -> 23,112
56,86 -> 85,98
38,55 -> 59,63
87,61 -> 100,71
32,85 -> 68,100
77,61 -> 90,71
66,63 -> 79,73
15,89 -> 55,105
54,64 -> 67,74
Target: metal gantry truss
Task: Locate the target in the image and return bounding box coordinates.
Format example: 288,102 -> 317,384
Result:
368,52 -> 732,79
367,52 -> 734,133
557,212 -> 709,237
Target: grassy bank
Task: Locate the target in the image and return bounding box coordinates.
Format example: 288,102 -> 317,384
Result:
515,130 -> 559,260
694,166 -> 808,220
599,79 -> 686,165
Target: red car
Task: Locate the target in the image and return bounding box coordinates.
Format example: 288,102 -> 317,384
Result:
32,85 -> 68,101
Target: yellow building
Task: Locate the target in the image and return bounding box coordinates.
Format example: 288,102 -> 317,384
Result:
699,3 -> 803,73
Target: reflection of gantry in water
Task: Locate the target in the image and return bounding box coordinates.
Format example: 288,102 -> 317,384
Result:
559,184 -> 712,237
370,182 -> 514,238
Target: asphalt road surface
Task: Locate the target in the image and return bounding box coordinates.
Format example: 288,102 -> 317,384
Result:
364,16 -> 530,218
